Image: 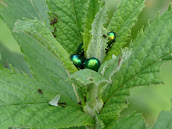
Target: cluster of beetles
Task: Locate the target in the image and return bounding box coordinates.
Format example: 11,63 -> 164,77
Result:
71,32 -> 116,72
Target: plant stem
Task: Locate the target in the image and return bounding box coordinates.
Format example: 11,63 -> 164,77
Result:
66,69 -> 80,102
84,84 -> 104,129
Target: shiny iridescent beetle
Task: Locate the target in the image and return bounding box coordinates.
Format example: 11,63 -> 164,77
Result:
104,32 -> 117,53
71,54 -> 86,69
84,57 -> 101,72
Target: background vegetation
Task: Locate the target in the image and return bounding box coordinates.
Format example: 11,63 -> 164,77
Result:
0,0 -> 172,128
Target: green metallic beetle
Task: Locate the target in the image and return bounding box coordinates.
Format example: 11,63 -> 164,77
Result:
71,54 -> 86,69
105,32 -> 117,53
107,32 -> 116,47
84,58 -> 101,72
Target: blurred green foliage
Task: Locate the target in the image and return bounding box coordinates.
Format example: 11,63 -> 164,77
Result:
0,0 -> 172,128
0,17 -> 31,75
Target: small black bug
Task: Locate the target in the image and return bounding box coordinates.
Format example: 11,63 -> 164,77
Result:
37,89 -> 43,94
50,17 -> 58,25
52,27 -> 57,37
103,35 -> 107,38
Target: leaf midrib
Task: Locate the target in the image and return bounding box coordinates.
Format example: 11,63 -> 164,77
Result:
0,102 -> 49,108
29,0 -> 43,23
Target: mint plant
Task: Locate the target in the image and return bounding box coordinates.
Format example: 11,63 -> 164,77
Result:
0,0 -> 172,129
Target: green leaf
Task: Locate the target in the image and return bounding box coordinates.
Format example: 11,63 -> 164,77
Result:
152,111 -> 172,129
104,0 -> 145,61
47,0 -> 89,55
0,0 -> 49,30
70,69 -> 110,87
0,43 -> 31,75
29,0 -> 50,27
105,113 -> 146,129
0,0 -> 78,106
98,48 -> 132,99
99,48 -> 132,81
87,8 -> 107,62
14,19 -> 77,73
95,113 -> 105,129
0,0 -> 6,9
100,9 -> 172,121
70,69 -> 110,117
0,68 -> 94,128
83,0 -> 101,53
15,33 -> 79,107
171,99 -> 172,111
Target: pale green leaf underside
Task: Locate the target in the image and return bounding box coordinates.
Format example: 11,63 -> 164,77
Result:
98,55 -> 119,80
95,114 -> 105,129
47,0 -> 89,55
98,48 -> 132,98
14,33 -> 78,106
105,113 -> 146,129
70,69 -> 110,87
0,68 -> 93,128
152,111 -> 172,129
83,0 -> 101,53
14,19 -> 77,73
104,0 -> 145,61
99,48 -> 132,81
0,0 -> 78,109
0,0 -> 49,76
87,8 -> 107,62
100,9 -> 172,120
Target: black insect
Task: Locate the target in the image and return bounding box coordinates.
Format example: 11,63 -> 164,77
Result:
78,102 -> 81,105
84,96 -> 87,102
37,89 -> 43,94
50,17 -> 58,25
105,32 -> 117,53
103,35 -> 107,38
52,27 -> 57,37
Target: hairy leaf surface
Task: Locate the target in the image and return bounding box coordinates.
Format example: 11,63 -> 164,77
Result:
87,8 -> 107,62
70,69 -> 110,87
100,9 -> 172,121
14,19 -> 77,73
47,0 -> 89,55
0,0 -> 78,105
104,0 -> 145,61
0,68 -> 94,128
83,0 -> 101,53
